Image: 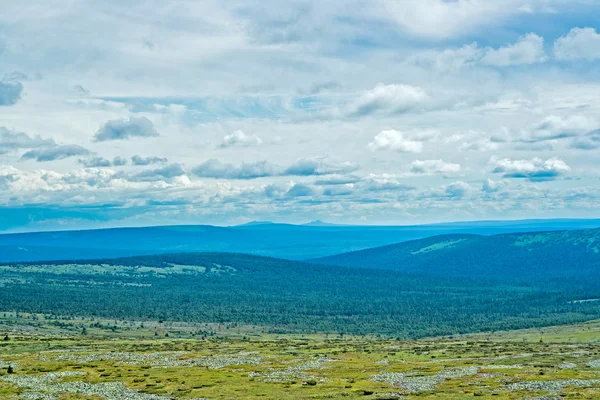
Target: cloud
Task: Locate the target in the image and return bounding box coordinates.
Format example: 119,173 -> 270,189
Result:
314,175 -> 361,185
554,27 -> 600,61
323,185 -> 353,196
443,181 -> 473,198
368,130 -> 424,153
490,115 -> 599,146
132,155 -> 168,166
192,159 -> 280,180
304,81 -> 342,95
524,115 -> 597,142
94,116 -> 160,142
491,157 -> 570,181
482,179 -> 502,193
128,163 -> 186,182
21,145 -> 90,162
283,157 -> 358,176
79,157 -> 113,168
286,183 -> 315,197
380,0 -> 536,40
569,129 -> 600,150
113,156 -> 128,166
346,84 -> 427,117
481,33 -> 547,66
192,157 -> 357,180
360,174 -> 415,192
0,80 -> 23,106
410,160 -> 461,175
410,43 -> 483,71
0,127 -> 56,154
219,130 -> 262,148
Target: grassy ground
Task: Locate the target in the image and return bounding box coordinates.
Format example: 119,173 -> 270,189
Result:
2,314 -> 600,399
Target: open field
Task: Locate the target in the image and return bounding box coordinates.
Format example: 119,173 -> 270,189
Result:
2,314 -> 600,399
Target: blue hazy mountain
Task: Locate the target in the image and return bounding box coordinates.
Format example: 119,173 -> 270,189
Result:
2,218 -> 600,263
310,228 -> 600,280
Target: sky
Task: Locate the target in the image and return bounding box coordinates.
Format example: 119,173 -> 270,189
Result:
1,0 -> 600,231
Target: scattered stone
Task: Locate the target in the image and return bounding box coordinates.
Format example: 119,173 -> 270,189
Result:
372,367 -> 479,393
1,371 -> 172,399
506,379 -> 600,394
249,358 -> 334,383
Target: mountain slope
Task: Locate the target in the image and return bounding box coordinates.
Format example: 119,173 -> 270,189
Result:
309,228 -> 600,280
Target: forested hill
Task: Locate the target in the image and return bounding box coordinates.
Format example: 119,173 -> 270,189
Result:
4,251 -> 600,337
309,228 -> 600,280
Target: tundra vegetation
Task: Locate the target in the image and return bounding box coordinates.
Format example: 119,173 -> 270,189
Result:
2,313 -> 600,399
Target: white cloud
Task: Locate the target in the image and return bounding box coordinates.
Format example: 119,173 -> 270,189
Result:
410,160 -> 461,175
192,157 -> 357,180
525,115 -> 597,142
368,130 -> 424,153
284,157 -> 358,176
554,27 -> 600,61
481,33 -> 547,66
219,130 -> 263,148
491,157 -> 571,181
94,117 -> 160,142
347,84 -> 427,117
131,155 -> 168,166
0,127 -> 55,154
379,0 -> 534,40
21,145 -> 90,162
443,181 -> 473,198
0,80 -> 23,106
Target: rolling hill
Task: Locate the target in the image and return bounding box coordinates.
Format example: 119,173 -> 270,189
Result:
2,248 -> 600,337
2,219 -> 600,263
309,228 -> 600,280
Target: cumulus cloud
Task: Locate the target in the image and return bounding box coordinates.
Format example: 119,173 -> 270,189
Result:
94,116 -> 160,142
132,155 -> 168,166
491,157 -> 571,181
192,159 -> 280,180
381,0 -> 535,40
284,157 -> 358,176
192,157 -> 357,180
569,129 -> 600,150
412,34 -> 547,71
554,27 -> 600,61
360,174 -> 415,192
410,43 -> 483,71
0,127 -> 55,154
128,163 -> 186,182
78,157 -> 113,168
523,115 -> 597,142
21,145 -> 90,162
368,130 -> 424,153
410,160 -> 461,175
322,185 -> 353,196
286,183 -> 315,197
314,175 -> 361,185
347,84 -> 427,117
482,179 -> 504,193
0,80 -> 23,106
219,130 -> 263,148
443,181 -> 473,198
481,33 -> 547,66
113,156 -> 128,166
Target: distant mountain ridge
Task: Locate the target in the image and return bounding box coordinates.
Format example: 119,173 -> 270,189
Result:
2,219 -> 600,263
309,228 -> 600,280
